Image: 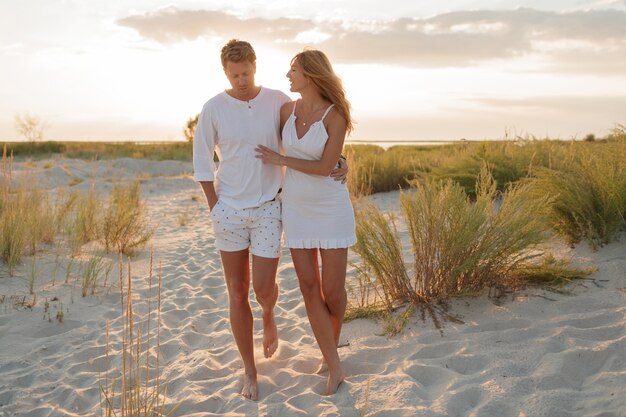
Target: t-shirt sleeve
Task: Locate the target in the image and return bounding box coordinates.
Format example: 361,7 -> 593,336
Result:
193,102 -> 217,182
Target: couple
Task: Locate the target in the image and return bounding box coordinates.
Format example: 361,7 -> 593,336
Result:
192,39 -> 356,400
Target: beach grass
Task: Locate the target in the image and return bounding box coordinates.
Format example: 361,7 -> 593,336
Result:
81,255 -> 110,297
351,167 -> 594,324
100,253 -> 179,417
353,205 -> 414,308
1,147 -> 41,273
1,141 -> 193,161
1,153 -> 154,275
401,166 -> 555,298
426,140 -> 559,197
345,144 -> 439,195
102,180 -> 153,256
0,198 -> 28,274
67,187 -> 103,255
528,129 -> 626,248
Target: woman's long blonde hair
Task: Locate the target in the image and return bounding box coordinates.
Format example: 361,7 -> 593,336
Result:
292,49 -> 353,135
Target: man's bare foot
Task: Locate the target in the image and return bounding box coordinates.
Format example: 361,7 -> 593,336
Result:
241,373 -> 258,401
263,313 -> 278,358
324,369 -> 345,396
316,357 -> 328,374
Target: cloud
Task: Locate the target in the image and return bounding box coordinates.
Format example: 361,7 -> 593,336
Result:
117,7 -> 626,71
117,6 -> 314,44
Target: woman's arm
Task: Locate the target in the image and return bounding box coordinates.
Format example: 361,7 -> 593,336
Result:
256,109 -> 347,177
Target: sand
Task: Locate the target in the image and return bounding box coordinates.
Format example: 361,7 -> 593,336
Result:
0,157 -> 624,417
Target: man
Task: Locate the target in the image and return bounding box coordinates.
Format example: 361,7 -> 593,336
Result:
193,39 -> 346,401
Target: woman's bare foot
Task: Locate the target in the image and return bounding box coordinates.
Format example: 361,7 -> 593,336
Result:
324,369 -> 345,396
263,313 -> 278,358
241,372 -> 258,401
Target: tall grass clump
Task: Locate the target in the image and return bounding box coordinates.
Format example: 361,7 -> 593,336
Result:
1,146 -> 21,271
23,186 -> 56,253
401,167 -> 554,298
81,255 -> 111,297
529,129 -> 626,248
103,180 -> 152,255
353,205 -> 414,308
100,253 -> 179,417
0,190 -> 27,274
0,145 -> 53,272
54,189 -> 79,233
67,187 -> 103,255
352,167 -> 588,312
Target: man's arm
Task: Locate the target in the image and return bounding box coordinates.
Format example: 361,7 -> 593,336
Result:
199,181 -> 218,210
193,103 -> 219,208
330,156 -> 348,184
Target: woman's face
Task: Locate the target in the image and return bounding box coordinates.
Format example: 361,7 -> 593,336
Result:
286,62 -> 307,93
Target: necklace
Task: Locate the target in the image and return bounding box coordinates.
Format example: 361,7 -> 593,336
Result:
299,103 -> 328,127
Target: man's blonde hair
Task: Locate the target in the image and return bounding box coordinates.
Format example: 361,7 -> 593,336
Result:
221,39 -> 256,68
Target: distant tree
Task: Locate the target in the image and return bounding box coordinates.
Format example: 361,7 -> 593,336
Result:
583,133 -> 596,142
14,113 -> 48,141
183,113 -> 199,142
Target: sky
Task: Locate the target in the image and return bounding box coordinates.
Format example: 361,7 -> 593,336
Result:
1,0 -> 625,143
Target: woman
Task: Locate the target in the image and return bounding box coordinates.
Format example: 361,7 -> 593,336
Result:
255,49 -> 356,395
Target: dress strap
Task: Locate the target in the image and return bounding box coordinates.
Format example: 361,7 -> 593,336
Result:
291,100 -> 298,116
321,104 -> 335,121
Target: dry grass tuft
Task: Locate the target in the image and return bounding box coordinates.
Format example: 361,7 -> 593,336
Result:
100,252 -> 179,417
351,166 -> 592,333
102,180 -> 153,256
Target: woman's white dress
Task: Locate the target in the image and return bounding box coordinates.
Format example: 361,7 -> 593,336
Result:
281,101 -> 357,249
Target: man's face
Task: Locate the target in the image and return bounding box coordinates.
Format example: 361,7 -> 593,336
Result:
224,60 -> 256,99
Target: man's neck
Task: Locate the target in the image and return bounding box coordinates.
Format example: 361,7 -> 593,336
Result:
227,86 -> 261,102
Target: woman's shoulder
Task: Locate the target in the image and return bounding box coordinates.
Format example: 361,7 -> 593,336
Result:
279,100 -> 296,127
280,100 -> 297,115
325,105 -> 345,125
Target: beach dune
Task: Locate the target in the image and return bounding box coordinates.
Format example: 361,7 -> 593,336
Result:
0,158 -> 624,417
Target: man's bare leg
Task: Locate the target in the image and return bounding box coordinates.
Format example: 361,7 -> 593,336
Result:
221,249 -> 258,401
252,255 -> 280,358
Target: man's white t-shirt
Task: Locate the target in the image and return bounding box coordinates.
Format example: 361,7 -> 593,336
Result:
193,87 -> 291,210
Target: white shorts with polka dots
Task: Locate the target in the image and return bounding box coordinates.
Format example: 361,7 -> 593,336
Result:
210,199 -> 282,258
